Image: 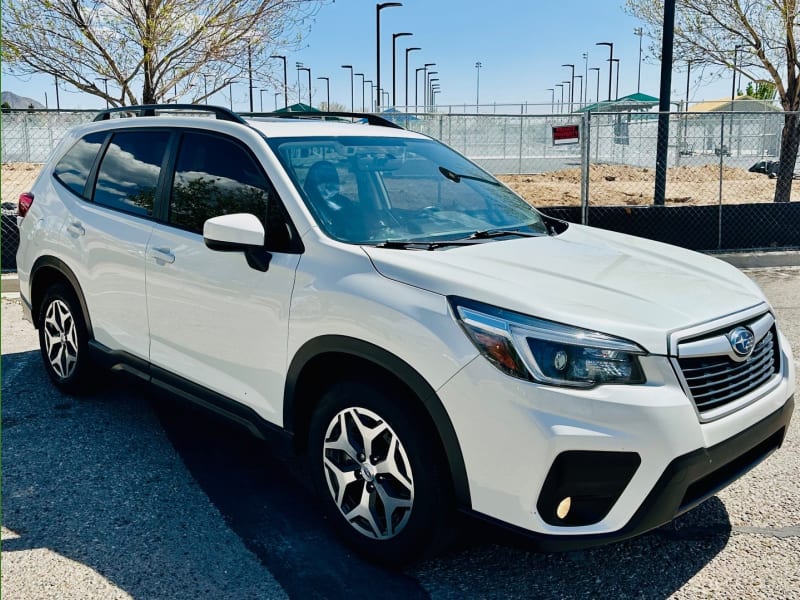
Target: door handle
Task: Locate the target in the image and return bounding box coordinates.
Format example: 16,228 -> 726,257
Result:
149,247 -> 175,264
67,221 -> 85,237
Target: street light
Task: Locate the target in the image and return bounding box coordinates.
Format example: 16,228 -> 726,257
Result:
405,46 -> 421,109
546,87 -> 554,114
376,2 -> 403,108
392,32 -> 412,106
317,76 -> 330,109
611,58 -> 620,99
364,79 -> 374,111
295,62 -> 303,104
201,73 -> 211,104
582,52 -> 589,105
415,67 -> 424,112
731,44 -> 743,102
228,80 -> 235,110
596,42 -> 614,101
274,92 -> 280,111
270,55 -> 288,108
426,71 -> 438,111
574,75 -> 583,109
259,88 -> 267,112
555,83 -> 564,113
298,66 -> 312,106
561,64 -> 575,110
248,42 -> 254,112
475,61 -> 482,111
341,64 -> 354,112
351,73 -> 364,111
634,27 -> 644,94
562,80 -> 571,113
589,67 -> 601,104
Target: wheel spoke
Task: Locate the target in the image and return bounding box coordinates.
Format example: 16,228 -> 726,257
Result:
323,455 -> 359,507
376,434 -> 413,492
374,482 -> 413,537
324,411 -> 360,462
345,482 -> 382,538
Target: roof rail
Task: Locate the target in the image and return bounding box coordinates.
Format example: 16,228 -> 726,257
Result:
93,104 -> 247,124
265,111 -> 405,130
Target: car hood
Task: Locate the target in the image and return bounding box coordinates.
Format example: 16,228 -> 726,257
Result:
362,225 -> 768,354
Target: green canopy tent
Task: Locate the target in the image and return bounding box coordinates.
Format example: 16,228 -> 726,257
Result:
273,102 -> 321,113
576,93 -> 659,113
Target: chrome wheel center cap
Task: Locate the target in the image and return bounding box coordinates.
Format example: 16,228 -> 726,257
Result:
360,463 -> 376,482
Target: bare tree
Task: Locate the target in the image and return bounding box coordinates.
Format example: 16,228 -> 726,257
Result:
625,0 -> 799,202
1,0 -> 326,108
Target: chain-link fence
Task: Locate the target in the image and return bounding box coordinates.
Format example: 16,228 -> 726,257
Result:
2,108 -> 799,271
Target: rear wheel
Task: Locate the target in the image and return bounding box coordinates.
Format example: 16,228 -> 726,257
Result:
38,283 -> 92,394
308,379 -> 454,565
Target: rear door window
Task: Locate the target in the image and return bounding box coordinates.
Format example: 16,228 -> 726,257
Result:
53,132 -> 107,198
93,130 -> 170,217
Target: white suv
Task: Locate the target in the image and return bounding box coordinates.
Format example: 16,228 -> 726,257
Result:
16,105 -> 795,564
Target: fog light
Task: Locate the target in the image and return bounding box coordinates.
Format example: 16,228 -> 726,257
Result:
556,496 -> 572,520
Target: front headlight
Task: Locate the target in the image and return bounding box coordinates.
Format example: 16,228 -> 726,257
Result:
450,297 -> 646,388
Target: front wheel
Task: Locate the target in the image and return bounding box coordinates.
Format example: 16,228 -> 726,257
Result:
38,283 -> 92,394
308,379 -> 454,565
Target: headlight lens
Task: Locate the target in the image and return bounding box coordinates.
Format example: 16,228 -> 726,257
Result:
451,297 -> 646,387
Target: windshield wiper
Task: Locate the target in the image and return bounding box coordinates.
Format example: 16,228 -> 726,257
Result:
466,228 -> 544,240
373,239 -> 481,250
439,166 -> 501,187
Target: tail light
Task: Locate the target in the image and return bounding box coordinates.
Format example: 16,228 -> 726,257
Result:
18,192 -> 34,218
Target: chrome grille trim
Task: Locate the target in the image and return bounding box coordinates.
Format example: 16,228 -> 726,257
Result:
675,315 -> 780,421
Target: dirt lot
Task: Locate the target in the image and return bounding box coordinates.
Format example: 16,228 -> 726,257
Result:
497,163 -> 789,206
2,162 -> 791,208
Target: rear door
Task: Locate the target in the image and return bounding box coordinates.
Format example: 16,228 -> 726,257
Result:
57,128 -> 170,360
145,130 -> 300,423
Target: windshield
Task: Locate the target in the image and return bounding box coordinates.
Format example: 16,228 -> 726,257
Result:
266,135 -> 549,245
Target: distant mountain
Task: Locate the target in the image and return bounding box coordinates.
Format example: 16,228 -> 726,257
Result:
1,91 -> 45,109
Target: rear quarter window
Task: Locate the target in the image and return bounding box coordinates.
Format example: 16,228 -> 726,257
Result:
52,131 -> 107,198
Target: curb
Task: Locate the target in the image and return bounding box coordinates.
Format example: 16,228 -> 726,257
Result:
1,273 -> 20,294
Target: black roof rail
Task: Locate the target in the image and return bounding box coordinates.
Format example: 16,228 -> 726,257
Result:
265,111 -> 405,130
93,104 -> 247,124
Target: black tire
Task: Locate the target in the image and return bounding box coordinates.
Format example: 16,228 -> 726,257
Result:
308,378 -> 455,566
38,283 -> 92,394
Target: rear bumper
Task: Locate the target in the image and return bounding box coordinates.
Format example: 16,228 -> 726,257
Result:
468,395 -> 794,552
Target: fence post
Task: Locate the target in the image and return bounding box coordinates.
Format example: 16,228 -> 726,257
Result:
717,113 -> 725,249
581,111 -> 591,225
518,108 -> 524,174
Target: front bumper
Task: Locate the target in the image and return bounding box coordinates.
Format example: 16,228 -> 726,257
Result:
436,333 -> 794,548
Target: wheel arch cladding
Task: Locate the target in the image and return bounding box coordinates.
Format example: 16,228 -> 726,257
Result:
285,335 -> 472,508
30,256 -> 93,337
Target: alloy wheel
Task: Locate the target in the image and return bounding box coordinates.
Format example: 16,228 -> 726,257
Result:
43,299 -> 79,379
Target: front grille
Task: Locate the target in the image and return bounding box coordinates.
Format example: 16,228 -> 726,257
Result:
678,327 -> 778,414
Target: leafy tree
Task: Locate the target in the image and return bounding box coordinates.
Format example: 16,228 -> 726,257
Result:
1,1 -> 327,107
625,0 -> 799,202
746,81 -> 777,101
1,102 -> 11,113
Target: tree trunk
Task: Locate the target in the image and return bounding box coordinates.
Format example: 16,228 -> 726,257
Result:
773,111 -> 798,202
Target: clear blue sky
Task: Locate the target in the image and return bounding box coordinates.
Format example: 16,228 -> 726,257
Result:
1,0 -> 736,111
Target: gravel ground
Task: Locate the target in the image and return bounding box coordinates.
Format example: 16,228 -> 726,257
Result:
1,266 -> 798,599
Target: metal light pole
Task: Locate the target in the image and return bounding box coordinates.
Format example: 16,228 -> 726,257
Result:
590,67 -> 600,104
299,67 -> 312,106
582,52 -> 589,105
654,0 -> 676,206
611,58 -> 620,99
202,73 -> 210,104
229,80 -> 234,110
274,92 -> 280,111
317,77 -> 330,109
574,75 -> 583,109
561,64 -> 575,111
270,55 -> 288,108
365,79 -> 374,111
596,42 -> 614,101
376,2 -> 402,109
426,72 -> 438,111
415,67 -> 424,112
731,44 -> 742,102
355,73 -> 365,110
634,27 -> 644,94
341,64 -> 354,112
422,63 -> 435,111
556,83 -> 564,113
547,87 -> 554,114
248,43 -> 254,112
259,88 -> 267,112
392,32 -> 412,106
54,75 -> 61,111
96,78 -> 110,108
562,80 -> 571,113
475,61 -> 482,111
405,46 -> 421,110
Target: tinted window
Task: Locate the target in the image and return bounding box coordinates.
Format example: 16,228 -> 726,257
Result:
53,132 -> 107,198
169,132 -> 272,235
93,130 -> 169,217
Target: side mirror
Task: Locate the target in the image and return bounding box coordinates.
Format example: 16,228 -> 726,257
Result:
203,213 -> 271,272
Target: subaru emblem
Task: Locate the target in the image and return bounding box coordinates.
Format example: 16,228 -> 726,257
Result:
728,327 -> 755,358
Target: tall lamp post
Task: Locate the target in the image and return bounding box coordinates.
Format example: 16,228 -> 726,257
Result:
589,67 -> 600,104
561,64 -> 575,111
392,32 -> 412,106
582,52 -> 589,105
341,64 -> 354,112
248,42 -> 254,112
405,46 -> 421,110
270,55 -> 288,108
555,83 -> 564,113
317,76 -> 330,109
355,73 -> 365,110
365,79 -> 374,111
376,2 -> 403,109
426,71 -> 438,111
259,88 -> 267,112
547,87 -> 554,114
415,67 -> 424,112
96,77 -> 110,108
273,92 -> 280,111
596,42 -> 614,101
634,27 -> 644,93
574,75 -> 583,110
562,80 -> 571,113
429,78 -> 439,108
611,58 -> 620,100
475,61 -> 482,111
298,66 -> 312,106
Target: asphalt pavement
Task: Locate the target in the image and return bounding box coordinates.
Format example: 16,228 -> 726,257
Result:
2,266 -> 799,599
